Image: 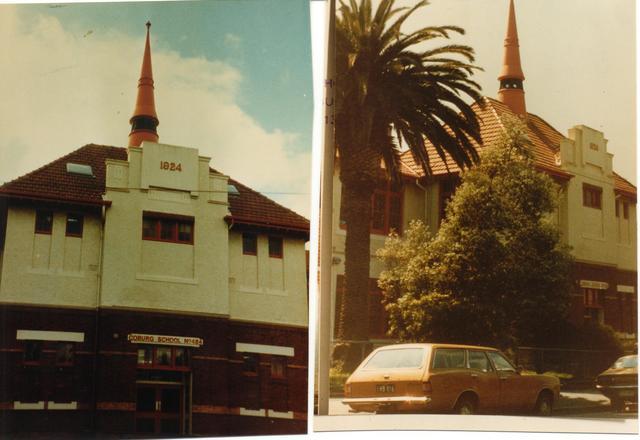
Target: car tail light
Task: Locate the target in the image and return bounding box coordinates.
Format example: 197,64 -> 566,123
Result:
422,381 -> 432,394
344,383 -> 351,396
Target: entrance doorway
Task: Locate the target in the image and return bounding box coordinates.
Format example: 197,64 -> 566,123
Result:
135,384 -> 182,435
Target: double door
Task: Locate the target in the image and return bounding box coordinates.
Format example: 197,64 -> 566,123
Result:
136,384 -> 182,435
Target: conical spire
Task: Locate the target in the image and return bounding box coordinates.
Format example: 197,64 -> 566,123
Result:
497,0 -> 526,115
128,21 -> 159,147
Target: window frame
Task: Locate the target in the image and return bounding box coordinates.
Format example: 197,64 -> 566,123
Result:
65,213 -> 84,237
339,181 -> 403,236
242,352 -> 260,377
34,210 -> 53,235
136,345 -> 190,371
242,233 -> 258,256
582,184 -> 602,210
270,355 -> 287,379
141,212 -> 194,245
486,351 -> 517,373
23,340 -> 43,366
55,342 -> 75,367
268,236 -> 283,259
467,350 -> 493,373
431,348 -> 467,370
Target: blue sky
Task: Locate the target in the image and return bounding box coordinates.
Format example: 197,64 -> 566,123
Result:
0,1 -> 313,215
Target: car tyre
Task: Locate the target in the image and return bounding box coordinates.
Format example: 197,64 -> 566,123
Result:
454,395 -> 476,415
535,392 -> 553,417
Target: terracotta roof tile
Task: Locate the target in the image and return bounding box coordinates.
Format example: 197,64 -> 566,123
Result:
0,144 -> 126,206
614,172 -> 637,200
225,177 -> 310,232
400,97 -> 635,196
0,144 -> 309,233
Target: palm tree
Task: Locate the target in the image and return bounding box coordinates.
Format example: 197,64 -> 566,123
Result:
335,0 -> 484,364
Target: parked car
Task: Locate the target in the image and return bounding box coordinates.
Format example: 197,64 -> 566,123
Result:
595,354 -> 638,411
343,343 -> 560,416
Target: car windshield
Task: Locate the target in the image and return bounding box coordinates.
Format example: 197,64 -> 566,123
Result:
612,355 -> 637,369
363,348 -> 425,369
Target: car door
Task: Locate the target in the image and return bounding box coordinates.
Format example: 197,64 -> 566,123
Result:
486,350 -> 528,412
428,348 -> 471,412
466,350 -> 500,413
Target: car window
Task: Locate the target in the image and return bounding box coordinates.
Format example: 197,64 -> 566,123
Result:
431,348 -> 465,370
468,350 -> 492,372
363,348 -> 425,369
612,355 -> 637,369
486,351 -> 516,372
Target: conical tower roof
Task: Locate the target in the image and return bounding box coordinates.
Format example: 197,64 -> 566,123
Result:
497,0 -> 526,115
128,21 -> 159,147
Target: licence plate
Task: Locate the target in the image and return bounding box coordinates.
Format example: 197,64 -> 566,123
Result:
376,384 -> 395,393
619,390 -> 634,397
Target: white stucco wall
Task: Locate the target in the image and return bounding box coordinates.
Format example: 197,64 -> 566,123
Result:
559,125 -> 637,271
0,207 -> 101,308
228,232 -> 308,326
101,142 -> 230,315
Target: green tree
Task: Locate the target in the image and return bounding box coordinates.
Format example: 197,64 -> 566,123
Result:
334,0 -> 484,361
377,117 -> 573,349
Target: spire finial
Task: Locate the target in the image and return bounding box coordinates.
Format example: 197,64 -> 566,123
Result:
128,21 -> 159,147
497,0 -> 526,115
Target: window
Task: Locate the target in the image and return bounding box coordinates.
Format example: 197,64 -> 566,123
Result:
589,142 -> 599,151
432,348 -> 466,369
468,350 -> 492,372
268,236 -> 283,258
65,213 -> 84,237
486,351 -> 516,372
55,343 -> 74,366
243,233 -> 257,255
334,275 -> 389,339
136,345 -> 190,370
623,201 -> 629,219
371,186 -> 401,235
340,181 -> 402,235
583,288 -> 605,324
271,356 -> 287,379
242,353 -> 261,409
35,210 -> 53,234
584,288 -> 603,308
242,353 -> 259,375
363,348 -> 425,369
24,341 -> 42,364
582,184 -> 602,209
142,213 -> 194,244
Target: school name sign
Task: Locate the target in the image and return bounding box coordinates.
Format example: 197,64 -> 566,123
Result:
128,333 -> 204,347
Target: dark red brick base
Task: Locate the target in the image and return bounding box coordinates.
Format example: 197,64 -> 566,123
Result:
0,305 -> 308,437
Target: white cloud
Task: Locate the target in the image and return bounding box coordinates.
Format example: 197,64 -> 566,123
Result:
0,6 -> 310,217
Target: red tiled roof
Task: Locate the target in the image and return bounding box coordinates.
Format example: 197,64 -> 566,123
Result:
614,173 -> 637,200
0,144 -> 126,206
224,177 -> 310,232
400,97 -> 635,195
0,144 -> 309,233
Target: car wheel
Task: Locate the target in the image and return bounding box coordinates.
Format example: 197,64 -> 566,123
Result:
535,392 -> 553,417
454,395 -> 476,415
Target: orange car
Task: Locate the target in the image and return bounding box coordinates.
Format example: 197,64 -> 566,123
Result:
343,343 -> 560,415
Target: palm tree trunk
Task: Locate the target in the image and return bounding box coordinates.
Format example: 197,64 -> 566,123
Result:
338,182 -> 372,343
